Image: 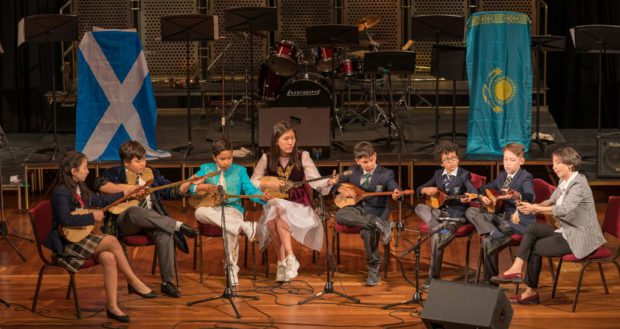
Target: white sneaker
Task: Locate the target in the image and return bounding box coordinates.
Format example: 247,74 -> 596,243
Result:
243,221 -> 257,242
276,260 -> 288,282
285,254 -> 300,280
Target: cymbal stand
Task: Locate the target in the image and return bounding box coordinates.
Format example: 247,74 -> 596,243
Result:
227,69 -> 252,125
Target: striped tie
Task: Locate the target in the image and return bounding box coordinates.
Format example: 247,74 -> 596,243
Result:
442,174 -> 452,191
361,173 -> 372,189
503,176 -> 513,189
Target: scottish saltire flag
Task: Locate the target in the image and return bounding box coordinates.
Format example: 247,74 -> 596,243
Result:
466,12 -> 532,155
76,30 -> 170,160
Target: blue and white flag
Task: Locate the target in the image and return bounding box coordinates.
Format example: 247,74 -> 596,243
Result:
466,12 -> 532,155
76,30 -> 170,160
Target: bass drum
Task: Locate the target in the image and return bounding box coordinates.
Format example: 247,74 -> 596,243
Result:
274,73 -> 331,107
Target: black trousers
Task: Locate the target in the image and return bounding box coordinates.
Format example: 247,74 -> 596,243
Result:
335,205 -> 384,268
517,223 -> 572,288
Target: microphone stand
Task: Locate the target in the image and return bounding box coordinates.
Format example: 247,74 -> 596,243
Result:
299,188 -> 360,305
187,185 -> 258,318
383,221 -> 450,309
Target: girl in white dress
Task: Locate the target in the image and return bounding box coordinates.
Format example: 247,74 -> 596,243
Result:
251,121 -> 336,282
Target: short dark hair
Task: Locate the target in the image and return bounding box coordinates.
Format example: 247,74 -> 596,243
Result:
119,141 -> 146,163
552,146 -> 582,171
503,143 -> 525,158
212,138 -> 233,157
353,141 -> 375,159
434,140 -> 459,162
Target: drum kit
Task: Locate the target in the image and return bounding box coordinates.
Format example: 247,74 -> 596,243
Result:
244,15 -> 404,130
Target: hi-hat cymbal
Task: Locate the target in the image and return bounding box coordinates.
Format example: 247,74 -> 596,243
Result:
357,15 -> 381,32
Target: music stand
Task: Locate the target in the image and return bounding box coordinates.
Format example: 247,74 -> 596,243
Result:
306,25 -> 359,153
571,25 -> 620,132
20,14 -> 78,161
411,15 -> 465,151
225,7 -> 277,155
531,35 -> 566,150
365,51 -> 417,152
431,45 -> 467,143
0,42 -> 15,159
161,14 -> 218,158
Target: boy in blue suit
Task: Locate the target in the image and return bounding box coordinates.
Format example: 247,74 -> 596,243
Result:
334,141 -> 402,286
415,140 -> 477,289
466,143 -> 535,284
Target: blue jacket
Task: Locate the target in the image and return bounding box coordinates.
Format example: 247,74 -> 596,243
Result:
479,168 -> 536,234
46,184 -> 123,255
332,164 -> 401,220
190,163 -> 265,214
415,167 -> 478,218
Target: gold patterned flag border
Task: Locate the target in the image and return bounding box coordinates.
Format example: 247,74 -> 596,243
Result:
469,13 -> 530,27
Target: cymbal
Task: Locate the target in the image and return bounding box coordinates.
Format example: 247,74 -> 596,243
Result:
357,15 -> 381,32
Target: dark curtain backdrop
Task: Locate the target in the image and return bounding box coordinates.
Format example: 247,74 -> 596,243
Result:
546,0 -> 620,129
1,1 -> 620,133
0,0 -> 61,133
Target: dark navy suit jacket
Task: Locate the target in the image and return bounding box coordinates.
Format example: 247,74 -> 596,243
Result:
333,164 -> 401,220
479,168 -> 536,234
46,184 -> 123,255
415,167 -> 477,218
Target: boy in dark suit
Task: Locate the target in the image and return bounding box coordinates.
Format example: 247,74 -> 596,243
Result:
334,141 -> 402,286
415,140 -> 477,289
466,143 -> 535,284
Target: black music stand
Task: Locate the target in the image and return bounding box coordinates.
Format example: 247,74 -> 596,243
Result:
225,7 -> 277,155
365,51 -> 417,152
0,42 -> 15,159
531,35 -> 566,150
571,25 -> 620,132
162,14 -> 218,159
431,45 -> 467,143
307,25 -> 359,153
411,15 -> 465,151
20,14 -> 78,161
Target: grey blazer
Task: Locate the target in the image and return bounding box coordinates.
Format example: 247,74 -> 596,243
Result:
549,173 -> 606,259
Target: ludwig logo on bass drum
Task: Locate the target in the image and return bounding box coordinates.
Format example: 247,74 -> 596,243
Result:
286,89 -> 322,97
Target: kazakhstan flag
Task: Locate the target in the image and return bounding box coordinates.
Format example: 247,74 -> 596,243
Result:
466,12 -> 532,155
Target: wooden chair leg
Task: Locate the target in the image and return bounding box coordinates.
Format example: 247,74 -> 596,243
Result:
475,244 -> 483,284
198,236 -> 204,284
548,256 -> 556,282
243,236 -> 249,268
192,234 -> 198,270
551,258 -> 563,298
598,262 -> 609,294
151,246 -> 158,275
66,276 -> 73,300
336,232 -> 341,264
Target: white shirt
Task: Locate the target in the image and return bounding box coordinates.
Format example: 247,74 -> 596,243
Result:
441,168 -> 458,178
360,167 -> 376,185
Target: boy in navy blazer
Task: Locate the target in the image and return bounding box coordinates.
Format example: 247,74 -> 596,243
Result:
466,143 -> 535,284
415,140 -> 477,289
334,142 -> 402,286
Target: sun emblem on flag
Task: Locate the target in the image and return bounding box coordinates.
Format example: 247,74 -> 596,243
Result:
482,68 -> 517,113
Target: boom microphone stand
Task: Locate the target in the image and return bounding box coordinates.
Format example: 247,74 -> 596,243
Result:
187,186 -> 258,319
299,188 -> 360,305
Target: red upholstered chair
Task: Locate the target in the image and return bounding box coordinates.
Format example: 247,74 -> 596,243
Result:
418,172 -> 486,284
332,214 -> 392,279
120,233 -> 179,287
29,200 -> 99,319
476,178 -> 558,286
550,196 -> 620,312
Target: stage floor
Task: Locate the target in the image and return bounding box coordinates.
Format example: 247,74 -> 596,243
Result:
1,197 -> 619,328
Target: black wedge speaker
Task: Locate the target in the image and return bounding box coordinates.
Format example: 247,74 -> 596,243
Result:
421,280 -> 513,329
597,133 -> 620,178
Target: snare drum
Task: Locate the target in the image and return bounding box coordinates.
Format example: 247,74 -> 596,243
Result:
339,58 -> 364,77
267,40 -> 297,77
315,47 -> 336,73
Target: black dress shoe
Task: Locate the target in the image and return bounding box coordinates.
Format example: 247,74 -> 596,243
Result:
174,232 -> 190,254
486,235 -> 513,256
106,309 -> 130,323
161,281 -> 181,298
128,284 -> 158,298
179,223 -> 198,238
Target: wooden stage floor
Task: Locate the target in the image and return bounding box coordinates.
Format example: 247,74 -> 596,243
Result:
1,196 -> 619,328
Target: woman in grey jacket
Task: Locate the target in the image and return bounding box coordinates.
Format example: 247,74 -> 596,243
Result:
491,146 -> 606,305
